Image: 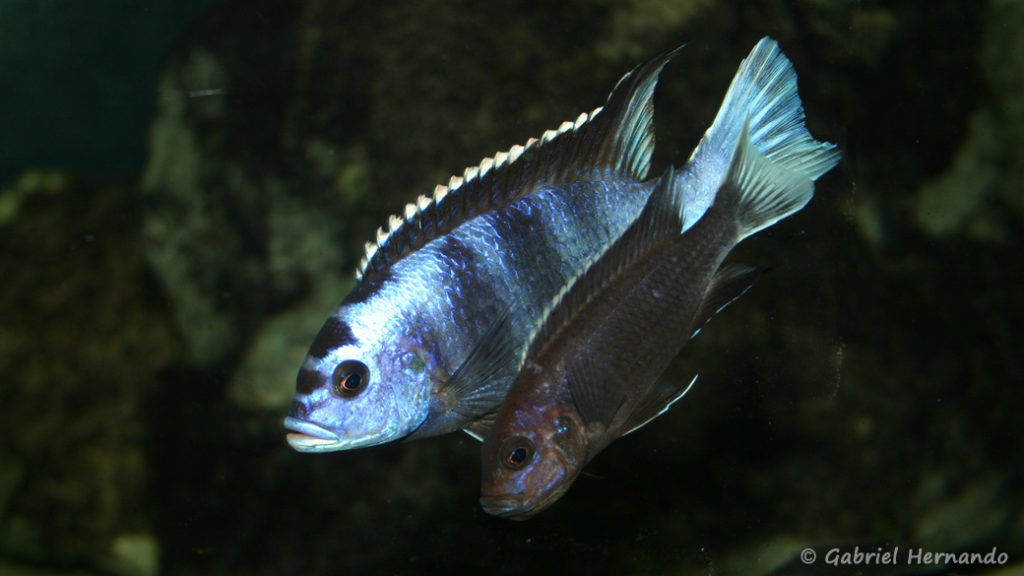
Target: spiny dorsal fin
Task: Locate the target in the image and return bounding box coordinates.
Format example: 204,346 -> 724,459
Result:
356,46 -> 683,282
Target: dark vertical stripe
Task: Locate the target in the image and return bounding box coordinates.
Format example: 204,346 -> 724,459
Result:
287,400 -> 310,419
343,268 -> 393,305
492,196 -> 566,312
437,234 -> 479,279
307,316 -> 357,359
296,367 -> 327,396
436,233 -> 488,330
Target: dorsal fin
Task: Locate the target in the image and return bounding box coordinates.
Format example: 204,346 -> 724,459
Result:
356,46 -> 684,282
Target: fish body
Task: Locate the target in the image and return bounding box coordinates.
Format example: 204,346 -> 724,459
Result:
284,37 -> 838,452
479,112 -> 834,519
288,179 -> 650,449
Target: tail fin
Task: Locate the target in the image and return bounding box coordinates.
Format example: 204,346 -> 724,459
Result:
679,37 -> 839,228
725,119 -> 816,241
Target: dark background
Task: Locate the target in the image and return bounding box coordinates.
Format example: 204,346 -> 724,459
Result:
1,1 -> 1021,575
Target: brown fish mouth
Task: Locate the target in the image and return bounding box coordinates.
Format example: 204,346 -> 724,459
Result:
479,491 -> 559,520
479,494 -> 527,518
283,417 -> 343,452
480,473 -> 574,520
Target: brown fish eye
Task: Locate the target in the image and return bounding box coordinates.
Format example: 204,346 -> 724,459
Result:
333,360 -> 369,397
506,447 -> 529,467
500,437 -> 534,470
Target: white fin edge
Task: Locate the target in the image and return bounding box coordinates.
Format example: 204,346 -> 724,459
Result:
355,105 -> 604,280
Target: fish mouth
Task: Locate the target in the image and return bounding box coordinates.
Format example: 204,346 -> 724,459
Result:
480,477 -> 573,520
283,417 -> 345,453
479,494 -> 528,519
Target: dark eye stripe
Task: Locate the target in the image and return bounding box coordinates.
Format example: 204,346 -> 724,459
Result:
296,367 -> 326,395
307,317 -> 357,359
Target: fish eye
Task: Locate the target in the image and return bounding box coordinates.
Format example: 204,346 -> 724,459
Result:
500,437 -> 534,470
332,360 -> 370,398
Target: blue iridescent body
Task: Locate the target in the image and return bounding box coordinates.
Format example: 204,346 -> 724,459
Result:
285,37 -> 838,452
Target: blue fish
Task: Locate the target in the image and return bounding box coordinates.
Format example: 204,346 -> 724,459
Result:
284,37 -> 837,452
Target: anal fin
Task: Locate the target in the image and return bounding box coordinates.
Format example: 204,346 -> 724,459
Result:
690,264 -> 757,340
621,375 -> 698,437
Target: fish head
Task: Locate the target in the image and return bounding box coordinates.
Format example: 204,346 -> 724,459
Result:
283,304 -> 435,452
479,399 -> 588,520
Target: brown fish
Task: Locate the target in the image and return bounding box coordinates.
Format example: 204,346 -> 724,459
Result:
476,119 -> 826,519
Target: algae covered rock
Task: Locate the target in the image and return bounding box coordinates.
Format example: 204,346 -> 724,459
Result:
0,173 -> 177,573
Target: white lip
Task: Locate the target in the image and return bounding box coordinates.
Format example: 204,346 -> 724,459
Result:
283,417 -> 344,453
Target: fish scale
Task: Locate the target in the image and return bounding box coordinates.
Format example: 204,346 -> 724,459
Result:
479,114 -> 835,519
401,180 -> 653,439
284,37 -> 839,452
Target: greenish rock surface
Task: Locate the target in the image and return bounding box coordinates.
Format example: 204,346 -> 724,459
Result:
102,533 -> 160,576
0,175 -> 178,571
912,472 -> 1011,553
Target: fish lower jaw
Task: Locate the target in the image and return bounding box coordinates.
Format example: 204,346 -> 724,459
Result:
479,495 -> 527,519
285,432 -> 345,453
479,485 -> 568,520
283,417 -> 345,453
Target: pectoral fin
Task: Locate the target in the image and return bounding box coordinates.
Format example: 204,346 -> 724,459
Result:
461,412 -> 498,442
443,309 -> 521,418
690,264 -> 757,340
566,353 -> 629,428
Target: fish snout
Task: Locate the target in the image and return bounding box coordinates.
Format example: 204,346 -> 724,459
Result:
479,494 -> 525,518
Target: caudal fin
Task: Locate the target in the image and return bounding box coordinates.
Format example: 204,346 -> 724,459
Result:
725,119 -> 816,241
679,37 -> 839,228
